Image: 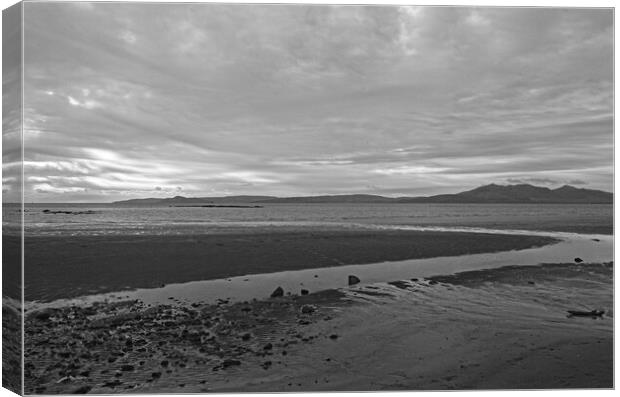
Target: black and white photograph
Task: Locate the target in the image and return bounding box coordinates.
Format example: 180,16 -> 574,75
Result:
1,0 -> 615,394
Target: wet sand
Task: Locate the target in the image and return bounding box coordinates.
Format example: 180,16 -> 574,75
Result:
24,261 -> 613,393
23,230 -> 556,302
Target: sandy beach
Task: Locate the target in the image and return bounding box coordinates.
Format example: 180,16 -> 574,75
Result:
23,260 -> 612,393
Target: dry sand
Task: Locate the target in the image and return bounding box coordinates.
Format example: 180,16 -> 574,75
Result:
23,262 -> 613,393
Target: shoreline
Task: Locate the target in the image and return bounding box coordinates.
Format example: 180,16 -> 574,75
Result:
22,229 -> 558,302
23,261 -> 613,393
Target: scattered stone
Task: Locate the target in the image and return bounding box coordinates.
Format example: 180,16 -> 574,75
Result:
151,372 -> 161,379
270,287 -> 284,298
527,281 -> 535,285
329,334 -> 339,340
592,238 -> 601,242
264,343 -> 273,350
121,364 -> 135,372
241,333 -> 251,341
348,275 -> 361,285
160,360 -> 169,367
71,385 -> 92,394
300,305 -> 316,314
574,257 -> 584,263
301,289 -> 309,295
261,361 -> 272,369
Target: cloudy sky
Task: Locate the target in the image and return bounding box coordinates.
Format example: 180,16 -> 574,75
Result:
9,3 -> 614,202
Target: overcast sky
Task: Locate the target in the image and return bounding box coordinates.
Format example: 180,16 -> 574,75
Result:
10,3 -> 614,202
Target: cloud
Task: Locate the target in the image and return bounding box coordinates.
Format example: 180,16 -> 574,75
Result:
15,4 -> 613,202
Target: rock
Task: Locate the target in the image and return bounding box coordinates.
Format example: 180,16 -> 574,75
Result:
300,305 -> 316,314
263,343 -> 273,350
329,334 -> 339,340
34,309 -> 55,321
121,365 -> 134,371
241,333 -> 251,341
592,238 -> 601,242
574,257 -> 583,263
348,275 -> 360,285
160,360 -> 169,367
300,289 -> 309,295
71,385 -> 92,394
270,287 -> 284,298
222,359 -> 241,368
151,372 -> 162,379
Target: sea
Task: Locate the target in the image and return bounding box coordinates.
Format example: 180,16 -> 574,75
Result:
3,202 -> 614,236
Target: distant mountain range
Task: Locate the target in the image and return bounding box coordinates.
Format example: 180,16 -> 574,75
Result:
112,184 -> 612,205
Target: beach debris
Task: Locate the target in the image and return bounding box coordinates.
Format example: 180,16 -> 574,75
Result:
348,275 -> 361,285
567,309 -> 604,318
270,287 -> 284,298
300,305 -> 316,314
301,289 -> 309,295
574,257 -> 584,263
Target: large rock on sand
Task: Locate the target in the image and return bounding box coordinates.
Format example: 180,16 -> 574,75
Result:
270,286 -> 284,298
348,275 -> 361,285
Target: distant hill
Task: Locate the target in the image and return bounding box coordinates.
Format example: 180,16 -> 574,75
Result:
256,194 -> 395,204
398,184 -> 613,204
113,195 -> 276,205
112,184 -> 612,205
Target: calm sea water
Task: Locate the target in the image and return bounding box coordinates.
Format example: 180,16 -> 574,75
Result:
3,203 -> 613,236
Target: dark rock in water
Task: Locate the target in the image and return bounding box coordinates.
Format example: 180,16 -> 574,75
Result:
264,343 -> 273,350
241,333 -> 251,341
329,334 -> 339,340
301,289 -> 309,295
348,275 -> 361,285
270,287 -> 284,298
527,281 -> 535,285
567,309 -> 604,317
314,275 -> 318,278
428,280 -> 438,285
151,372 -> 162,379
411,278 -> 419,282
574,257 -> 584,263
300,305 -> 316,314
262,361 -> 272,369
160,360 -> 169,367
72,385 -> 92,394
592,238 -> 601,242
121,364 -> 134,372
